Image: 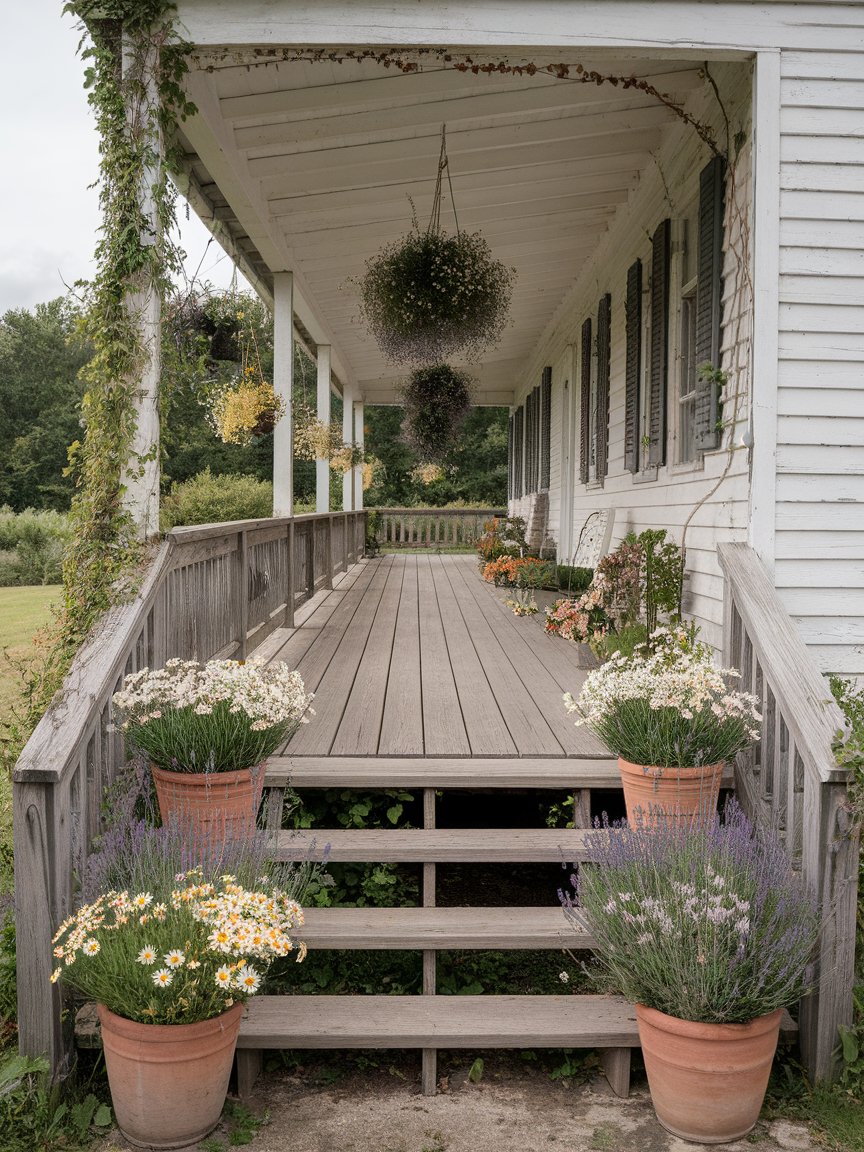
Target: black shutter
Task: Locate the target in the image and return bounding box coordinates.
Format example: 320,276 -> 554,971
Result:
507,414 -> 514,500
524,391 -> 533,495
532,384 -> 541,492
624,259 -> 642,474
648,219 -> 671,466
579,317 -> 592,484
513,404 -> 524,497
540,366 -> 552,490
694,155 -> 726,451
595,293 -> 612,481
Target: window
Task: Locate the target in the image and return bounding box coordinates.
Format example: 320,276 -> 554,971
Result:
579,298 -> 611,485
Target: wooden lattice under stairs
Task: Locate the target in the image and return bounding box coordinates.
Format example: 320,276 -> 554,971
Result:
232,754 -> 753,1099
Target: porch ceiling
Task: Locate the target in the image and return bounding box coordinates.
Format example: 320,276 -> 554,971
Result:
177,53 -> 705,402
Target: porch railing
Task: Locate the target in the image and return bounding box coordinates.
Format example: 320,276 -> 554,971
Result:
13,510 -> 366,1074
373,507 -> 505,548
718,542 -> 858,1082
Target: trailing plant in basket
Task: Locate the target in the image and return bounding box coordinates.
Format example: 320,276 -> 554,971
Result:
400,363 -> 473,463
565,625 -> 760,769
562,800 -> 818,1024
112,658 -> 313,774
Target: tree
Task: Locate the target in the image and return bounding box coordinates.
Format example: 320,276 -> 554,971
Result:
0,298 -> 91,510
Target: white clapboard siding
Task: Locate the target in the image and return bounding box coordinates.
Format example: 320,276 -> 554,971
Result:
777,50 -> 864,677
510,64 -> 752,654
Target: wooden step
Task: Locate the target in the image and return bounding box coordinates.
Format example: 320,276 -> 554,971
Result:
237,994 -> 639,1049
269,756 -> 617,789
276,827 -> 591,863
301,905 -> 585,949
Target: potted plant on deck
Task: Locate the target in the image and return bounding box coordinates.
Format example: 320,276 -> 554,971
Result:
565,626 -> 761,827
563,802 -> 818,1143
112,658 -> 313,841
52,867 -> 307,1149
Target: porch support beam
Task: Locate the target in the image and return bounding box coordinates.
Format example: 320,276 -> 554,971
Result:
273,272 -> 294,517
316,343 -> 332,513
342,385 -> 355,511
354,398 -> 365,512
122,34 -> 161,540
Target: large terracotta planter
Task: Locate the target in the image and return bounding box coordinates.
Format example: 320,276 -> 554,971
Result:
98,1001 -> 243,1149
618,757 -> 723,829
152,762 -> 265,844
636,1004 -> 782,1144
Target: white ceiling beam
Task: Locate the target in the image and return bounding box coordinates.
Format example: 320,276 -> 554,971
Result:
173,2 -> 830,54
181,68 -> 357,388
266,154 -> 646,216
245,105 -> 674,176
230,81 -> 680,150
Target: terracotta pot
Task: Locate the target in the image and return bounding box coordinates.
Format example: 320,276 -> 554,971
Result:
636,1004 -> 782,1144
98,1002 -> 243,1149
152,762 -> 265,844
618,756 -> 723,829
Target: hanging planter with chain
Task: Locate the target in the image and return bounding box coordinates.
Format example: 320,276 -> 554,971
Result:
401,363 -> 473,463
359,126 -> 516,364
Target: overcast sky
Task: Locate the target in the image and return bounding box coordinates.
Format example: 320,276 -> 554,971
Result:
0,2 -> 240,314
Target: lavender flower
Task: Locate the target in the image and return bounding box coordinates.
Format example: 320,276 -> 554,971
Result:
562,801 -> 818,1024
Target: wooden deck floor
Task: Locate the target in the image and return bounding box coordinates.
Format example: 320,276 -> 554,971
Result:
254,554 -> 607,759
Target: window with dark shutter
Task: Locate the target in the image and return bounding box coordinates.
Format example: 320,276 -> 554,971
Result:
595,294 -> 612,481
524,390 -> 533,495
579,318 -> 592,484
540,366 -> 552,490
648,219 -> 671,466
513,405 -> 524,498
507,413 -> 514,500
624,259 -> 642,474
693,155 -> 726,451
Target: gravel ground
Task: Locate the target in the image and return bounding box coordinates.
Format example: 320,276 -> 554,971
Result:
98,1054 -> 820,1152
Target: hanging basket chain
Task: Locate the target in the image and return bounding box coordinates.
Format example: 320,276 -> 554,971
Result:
427,124 -> 460,238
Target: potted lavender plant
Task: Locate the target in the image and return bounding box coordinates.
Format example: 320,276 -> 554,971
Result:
563,802 -> 817,1143
565,626 -> 761,827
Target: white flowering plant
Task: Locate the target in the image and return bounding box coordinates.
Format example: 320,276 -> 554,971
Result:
112,658 -> 313,774
564,626 -> 761,768
562,802 -> 818,1023
51,868 -> 306,1025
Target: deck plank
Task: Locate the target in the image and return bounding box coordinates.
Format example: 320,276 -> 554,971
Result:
437,556 -> 563,757
427,557 -> 516,757
288,559 -> 392,755
331,557 -> 405,755
275,826 -> 590,862
449,559 -> 608,758
417,555 -> 471,756
379,556 -> 425,755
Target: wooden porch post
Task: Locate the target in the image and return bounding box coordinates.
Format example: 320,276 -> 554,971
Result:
273,272 -> 294,517
353,397 -> 365,512
342,385 -> 354,512
121,34 -> 161,540
316,344 -> 331,514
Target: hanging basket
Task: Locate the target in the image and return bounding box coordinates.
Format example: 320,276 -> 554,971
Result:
401,363 -> 473,463
209,372 -> 284,447
358,127 -> 516,364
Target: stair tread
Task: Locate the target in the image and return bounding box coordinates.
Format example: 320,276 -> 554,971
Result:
238,995 -> 798,1049
268,756 -> 621,789
238,994 -> 638,1048
276,827 -> 591,863
301,905 -> 585,949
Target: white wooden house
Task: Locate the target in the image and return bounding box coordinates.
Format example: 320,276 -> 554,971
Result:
11,0 -> 862,1096
164,0 -> 864,678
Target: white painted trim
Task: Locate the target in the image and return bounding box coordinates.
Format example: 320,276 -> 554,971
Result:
342,385 -> 355,511
750,50 -> 781,573
354,400 -> 365,512
316,344 -> 332,514
273,272 -> 294,517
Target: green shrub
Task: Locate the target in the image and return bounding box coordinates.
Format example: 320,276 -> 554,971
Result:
160,468 -> 273,529
0,507 -> 71,586
555,565 -> 593,595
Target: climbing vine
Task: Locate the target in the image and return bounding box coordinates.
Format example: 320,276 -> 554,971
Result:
60,1 -> 193,650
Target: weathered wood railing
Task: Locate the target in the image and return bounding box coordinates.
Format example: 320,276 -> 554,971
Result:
719,542 -> 858,1083
13,510 -> 366,1075
374,507 -> 505,548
